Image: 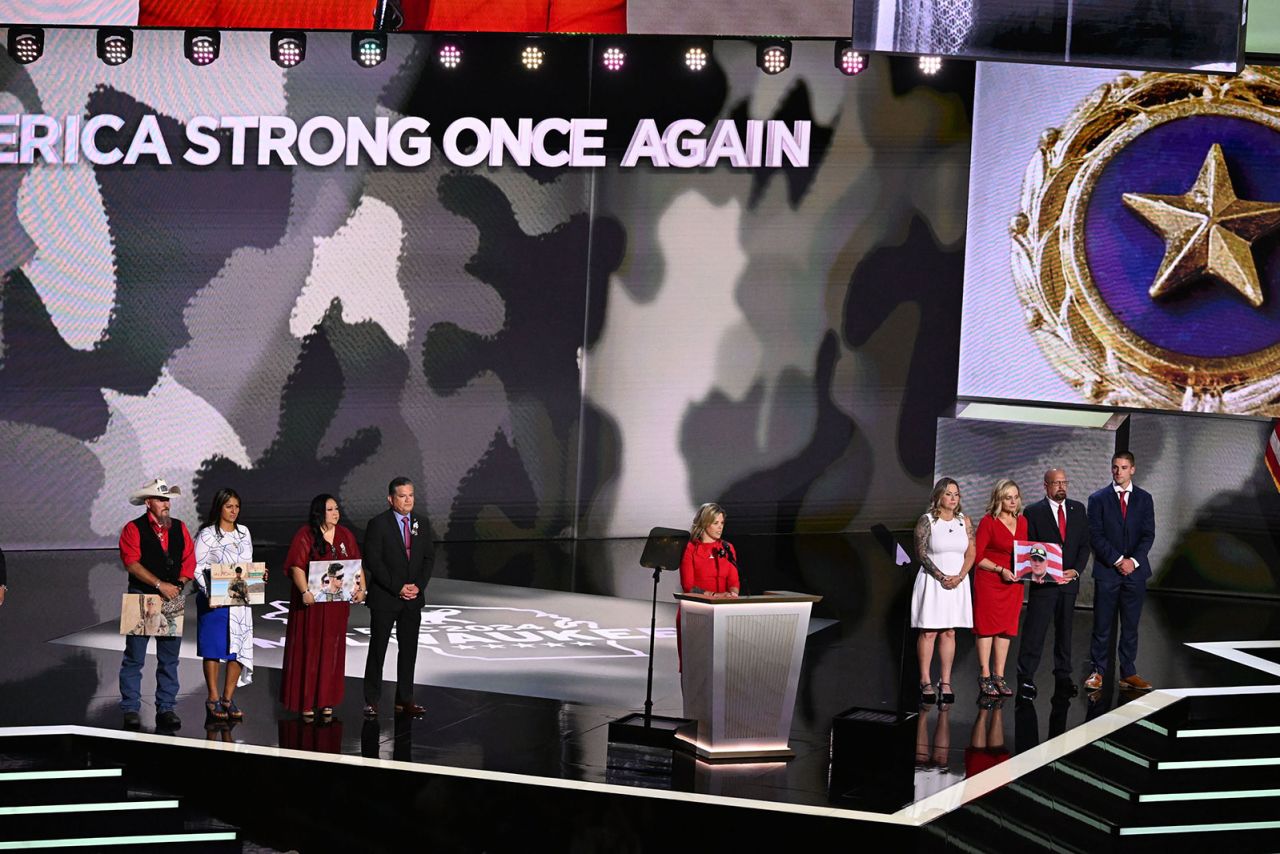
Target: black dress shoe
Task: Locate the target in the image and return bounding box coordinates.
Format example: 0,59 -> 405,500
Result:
394,701 -> 426,717
1017,680 -> 1037,700
155,710 -> 181,731
363,703 -> 379,718
1054,678 -> 1078,698
122,711 -> 142,730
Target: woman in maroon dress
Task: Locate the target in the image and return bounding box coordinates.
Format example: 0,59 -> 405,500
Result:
280,494 -> 364,720
972,479 -> 1026,698
676,503 -> 740,669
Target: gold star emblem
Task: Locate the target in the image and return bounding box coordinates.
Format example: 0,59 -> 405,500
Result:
1123,143 -> 1280,309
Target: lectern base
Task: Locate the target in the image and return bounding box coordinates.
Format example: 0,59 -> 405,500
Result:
674,733 -> 795,762
608,713 -> 694,750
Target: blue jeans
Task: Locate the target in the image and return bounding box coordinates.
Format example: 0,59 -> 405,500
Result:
119,634 -> 181,713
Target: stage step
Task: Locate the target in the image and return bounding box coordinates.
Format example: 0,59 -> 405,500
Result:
0,746 -> 241,853
1053,743 -> 1280,802
1095,721 -> 1280,768
0,767 -> 128,807
931,693 -> 1280,853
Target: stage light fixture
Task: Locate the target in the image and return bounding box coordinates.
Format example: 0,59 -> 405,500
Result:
97,28 -> 133,66
353,32 -> 386,67
919,55 -> 942,75
756,41 -> 791,75
684,46 -> 708,72
601,46 -> 625,72
271,31 -> 306,68
184,30 -> 220,66
834,41 -> 866,76
8,27 -> 44,65
438,43 -> 462,69
521,44 -> 544,70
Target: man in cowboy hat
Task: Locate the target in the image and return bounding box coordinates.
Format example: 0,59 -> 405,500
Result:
118,478 -> 196,731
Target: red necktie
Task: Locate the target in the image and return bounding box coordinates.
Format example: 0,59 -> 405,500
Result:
1119,490 -> 1128,520
402,516 -> 411,558
1057,503 -> 1067,542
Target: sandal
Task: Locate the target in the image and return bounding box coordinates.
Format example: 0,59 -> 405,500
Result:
919,682 -> 937,702
994,676 -> 1014,697
979,676 -> 1000,697
938,682 -> 955,704
221,697 -> 243,721
204,699 -> 228,721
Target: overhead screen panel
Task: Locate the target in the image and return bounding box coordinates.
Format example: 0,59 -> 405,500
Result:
7,0 -> 852,37
0,31 -> 974,548
851,0 -> 1245,72
1247,1 -> 1280,55
959,61 -> 1280,418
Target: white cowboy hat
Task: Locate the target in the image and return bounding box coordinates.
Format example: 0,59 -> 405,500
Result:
129,478 -> 182,506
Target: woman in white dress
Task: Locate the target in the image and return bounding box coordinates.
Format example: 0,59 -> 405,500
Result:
194,488 -> 262,723
911,477 -> 975,704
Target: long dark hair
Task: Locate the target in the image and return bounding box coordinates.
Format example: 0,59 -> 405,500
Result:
200,488 -> 242,535
308,493 -> 339,558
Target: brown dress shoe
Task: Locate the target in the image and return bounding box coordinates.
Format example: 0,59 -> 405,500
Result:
1119,674 -> 1153,691
1083,672 -> 1104,691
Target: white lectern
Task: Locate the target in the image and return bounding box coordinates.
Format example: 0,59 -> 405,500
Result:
674,591 -> 822,760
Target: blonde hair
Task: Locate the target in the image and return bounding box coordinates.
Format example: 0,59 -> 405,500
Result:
690,502 -> 726,542
985,479 -> 1022,517
928,477 -> 963,518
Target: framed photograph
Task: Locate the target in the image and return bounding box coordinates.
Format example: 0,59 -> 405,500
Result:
119,593 -> 183,637
209,562 -> 267,607
307,559 -> 363,603
1013,540 -> 1066,584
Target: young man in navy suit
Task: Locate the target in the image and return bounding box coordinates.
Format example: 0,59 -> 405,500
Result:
1016,468 -> 1088,700
1085,452 -> 1156,693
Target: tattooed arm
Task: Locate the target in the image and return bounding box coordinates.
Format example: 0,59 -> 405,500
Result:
914,515 -> 946,583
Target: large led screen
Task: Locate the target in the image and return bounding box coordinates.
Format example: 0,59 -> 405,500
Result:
852,0 -> 1245,72
959,61 -> 1280,418
0,31 -> 974,549
7,1 -> 852,37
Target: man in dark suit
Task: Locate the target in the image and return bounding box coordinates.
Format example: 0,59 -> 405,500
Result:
1016,468 -> 1088,700
362,476 -> 432,717
1085,452 -> 1156,693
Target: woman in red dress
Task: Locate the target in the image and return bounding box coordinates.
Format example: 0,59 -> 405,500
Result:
280,494 -> 364,720
972,479 -> 1026,698
676,503 -> 740,669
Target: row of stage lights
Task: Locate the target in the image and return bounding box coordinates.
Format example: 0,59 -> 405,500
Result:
5,26 -> 946,76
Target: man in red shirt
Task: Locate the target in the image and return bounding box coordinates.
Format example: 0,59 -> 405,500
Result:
118,478 -> 196,731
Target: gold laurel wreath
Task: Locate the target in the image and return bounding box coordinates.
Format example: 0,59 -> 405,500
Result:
1012,66 -> 1280,416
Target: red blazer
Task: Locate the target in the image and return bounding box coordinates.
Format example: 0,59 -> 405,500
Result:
680,539 -> 740,595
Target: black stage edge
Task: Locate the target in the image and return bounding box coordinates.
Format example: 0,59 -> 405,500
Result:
3,731 -> 917,852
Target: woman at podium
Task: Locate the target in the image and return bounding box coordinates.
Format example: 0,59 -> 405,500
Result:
676,503 -> 740,669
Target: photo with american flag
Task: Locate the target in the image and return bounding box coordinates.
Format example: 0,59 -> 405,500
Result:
1266,420 -> 1280,493
1012,540 -> 1065,584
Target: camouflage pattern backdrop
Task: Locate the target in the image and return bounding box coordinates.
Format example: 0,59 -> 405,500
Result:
0,30 -> 973,549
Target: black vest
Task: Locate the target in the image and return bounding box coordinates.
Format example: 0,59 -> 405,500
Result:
128,514 -> 185,594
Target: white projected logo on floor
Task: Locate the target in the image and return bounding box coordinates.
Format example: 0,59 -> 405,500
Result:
260,600 -> 675,662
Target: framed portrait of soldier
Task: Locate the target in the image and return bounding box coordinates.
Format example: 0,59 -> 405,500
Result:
1012,540 -> 1066,584
119,593 -> 183,637
307,559 -> 362,603
209,562 -> 267,606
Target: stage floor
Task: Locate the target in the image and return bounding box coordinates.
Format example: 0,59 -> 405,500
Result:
2,535 -> 1277,814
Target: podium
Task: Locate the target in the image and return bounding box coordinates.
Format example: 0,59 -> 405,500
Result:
674,591 -> 822,760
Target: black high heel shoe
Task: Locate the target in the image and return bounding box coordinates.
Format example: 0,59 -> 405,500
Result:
937,682 -> 955,705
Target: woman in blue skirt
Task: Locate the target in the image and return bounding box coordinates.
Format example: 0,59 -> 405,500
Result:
194,488 -> 263,722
